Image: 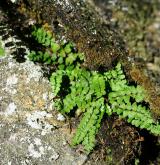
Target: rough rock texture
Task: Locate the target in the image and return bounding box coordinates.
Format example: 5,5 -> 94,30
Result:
0,48 -> 87,164
93,0 -> 160,92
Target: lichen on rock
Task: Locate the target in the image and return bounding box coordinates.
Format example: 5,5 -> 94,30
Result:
0,29 -> 87,165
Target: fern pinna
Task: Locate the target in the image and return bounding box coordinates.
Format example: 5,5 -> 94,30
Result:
28,26 -> 160,153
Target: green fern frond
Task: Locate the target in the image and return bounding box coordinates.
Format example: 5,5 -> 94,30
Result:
107,64 -> 160,135
32,26 -> 55,47
91,73 -> 106,97
72,98 -> 105,153
50,70 -> 65,96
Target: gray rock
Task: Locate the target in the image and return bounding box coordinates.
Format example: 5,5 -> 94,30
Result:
0,43 -> 87,165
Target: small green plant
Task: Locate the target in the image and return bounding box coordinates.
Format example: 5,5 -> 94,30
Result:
105,64 -> 160,135
0,40 -> 5,57
28,26 -> 160,153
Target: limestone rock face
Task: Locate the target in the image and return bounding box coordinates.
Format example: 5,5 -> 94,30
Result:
0,44 -> 87,165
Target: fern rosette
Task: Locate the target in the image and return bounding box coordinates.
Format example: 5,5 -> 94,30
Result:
28,27 -> 160,153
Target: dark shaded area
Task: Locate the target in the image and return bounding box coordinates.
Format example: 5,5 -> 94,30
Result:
88,115 -> 141,164
139,130 -> 160,165
0,0 -> 42,62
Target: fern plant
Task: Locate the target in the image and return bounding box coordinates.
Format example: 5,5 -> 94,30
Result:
28,26 -> 160,153
105,63 -> 160,135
